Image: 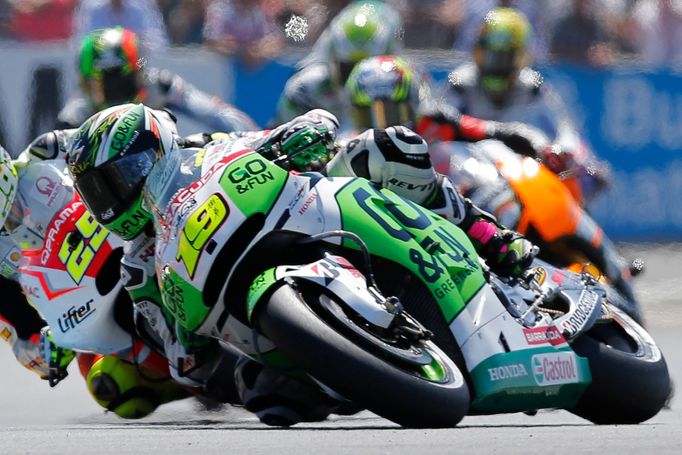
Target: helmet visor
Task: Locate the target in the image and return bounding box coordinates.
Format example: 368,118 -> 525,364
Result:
88,70 -> 138,107
480,49 -> 517,77
351,100 -> 414,130
338,61 -> 357,85
74,149 -> 156,224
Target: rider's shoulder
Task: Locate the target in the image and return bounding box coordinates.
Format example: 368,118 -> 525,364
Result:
56,97 -> 92,129
284,64 -> 331,96
445,62 -> 478,94
145,67 -> 179,94
517,67 -> 544,98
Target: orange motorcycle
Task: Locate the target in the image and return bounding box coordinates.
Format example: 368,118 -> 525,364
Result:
430,139 -> 643,322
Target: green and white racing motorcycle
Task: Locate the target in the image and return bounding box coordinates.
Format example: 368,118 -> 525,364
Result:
149,139 -> 671,428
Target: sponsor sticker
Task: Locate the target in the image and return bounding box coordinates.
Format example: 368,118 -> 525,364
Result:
523,326 -> 566,346
560,289 -> 599,338
532,352 -> 579,386
532,267 -> 547,286
487,363 -> 528,382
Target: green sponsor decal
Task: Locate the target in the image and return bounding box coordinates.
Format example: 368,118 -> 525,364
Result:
219,154 -> 289,215
246,268 -> 279,322
469,347 -> 592,413
159,266 -> 209,332
335,179 -> 485,321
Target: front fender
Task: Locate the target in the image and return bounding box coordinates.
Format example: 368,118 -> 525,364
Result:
246,255 -> 396,329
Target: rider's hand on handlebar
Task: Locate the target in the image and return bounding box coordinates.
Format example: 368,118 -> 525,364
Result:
488,230 -> 539,277
539,144 -> 576,176
488,121 -> 550,158
39,327 -> 75,387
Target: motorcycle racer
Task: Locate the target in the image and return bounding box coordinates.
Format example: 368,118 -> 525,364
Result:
57,26 -> 258,133
0,135 -> 190,419
66,103 -> 538,424
0,144 -> 53,380
344,54 -> 548,157
440,7 -> 609,201
273,1 -> 403,124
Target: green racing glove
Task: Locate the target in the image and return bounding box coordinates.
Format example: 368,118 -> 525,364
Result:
40,327 -> 76,387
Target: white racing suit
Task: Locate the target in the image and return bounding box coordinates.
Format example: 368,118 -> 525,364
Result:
441,62 -> 610,201
274,63 -> 349,125
0,157 -> 74,379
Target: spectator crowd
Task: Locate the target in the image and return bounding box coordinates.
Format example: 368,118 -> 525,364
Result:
0,0 -> 681,67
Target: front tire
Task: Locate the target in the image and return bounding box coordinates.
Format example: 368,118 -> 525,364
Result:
255,284 -> 470,428
570,304 -> 671,424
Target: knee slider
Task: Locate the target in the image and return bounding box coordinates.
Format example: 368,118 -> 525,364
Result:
234,357 -> 335,427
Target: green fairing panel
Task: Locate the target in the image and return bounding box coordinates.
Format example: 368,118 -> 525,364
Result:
335,179 -> 486,322
469,348 -> 592,413
246,268 -> 279,321
159,267 -> 207,332
218,153 -> 289,216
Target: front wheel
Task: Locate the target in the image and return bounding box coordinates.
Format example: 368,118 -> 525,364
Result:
254,284 -> 470,428
569,304 -> 671,424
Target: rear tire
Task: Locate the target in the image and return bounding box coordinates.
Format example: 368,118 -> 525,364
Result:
255,284 -> 470,428
570,304 -> 671,424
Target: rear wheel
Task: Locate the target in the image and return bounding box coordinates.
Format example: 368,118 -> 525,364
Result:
254,284 -> 470,428
570,304 -> 671,424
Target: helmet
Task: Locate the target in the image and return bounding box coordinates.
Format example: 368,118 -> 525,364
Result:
474,8 -> 530,104
345,55 -> 421,130
67,104 -> 176,240
86,355 -> 183,419
0,145 -> 18,232
327,1 -> 403,84
79,27 -> 144,109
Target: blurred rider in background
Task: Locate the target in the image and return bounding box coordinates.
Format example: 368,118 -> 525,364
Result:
344,54 -> 549,157
441,7 -> 610,203
276,1 -> 549,159
56,26 -> 257,132
273,1 -> 403,124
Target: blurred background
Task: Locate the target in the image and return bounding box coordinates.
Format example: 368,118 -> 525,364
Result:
0,0 -> 681,240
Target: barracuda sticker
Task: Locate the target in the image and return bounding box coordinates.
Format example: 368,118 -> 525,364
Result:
523,326 -> 566,346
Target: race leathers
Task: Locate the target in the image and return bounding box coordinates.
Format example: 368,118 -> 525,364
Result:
275,59 -> 546,160
440,62 -> 609,200
0,158 -> 74,379
442,62 -> 580,152
274,63 -> 349,126
57,67 -> 258,132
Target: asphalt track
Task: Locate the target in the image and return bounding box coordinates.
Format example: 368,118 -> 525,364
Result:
1,244 -> 681,454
